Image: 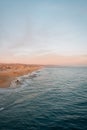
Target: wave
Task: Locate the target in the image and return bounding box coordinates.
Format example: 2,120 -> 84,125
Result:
9,70 -> 39,88
0,107 -> 4,111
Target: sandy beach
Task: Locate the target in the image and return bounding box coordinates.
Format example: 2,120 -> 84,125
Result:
0,64 -> 43,88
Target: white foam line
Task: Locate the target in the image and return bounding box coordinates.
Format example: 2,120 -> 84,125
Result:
0,107 -> 4,111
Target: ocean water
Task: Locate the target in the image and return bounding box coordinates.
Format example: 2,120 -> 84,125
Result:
0,67 -> 87,130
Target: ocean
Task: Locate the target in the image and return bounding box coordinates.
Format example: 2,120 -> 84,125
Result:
0,67 -> 87,130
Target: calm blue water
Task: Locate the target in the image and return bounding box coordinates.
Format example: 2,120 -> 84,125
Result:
0,67 -> 87,130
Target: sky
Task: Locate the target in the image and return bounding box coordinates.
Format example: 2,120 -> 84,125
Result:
0,0 -> 87,65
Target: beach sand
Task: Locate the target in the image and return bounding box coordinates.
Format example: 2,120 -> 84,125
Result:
0,64 -> 43,88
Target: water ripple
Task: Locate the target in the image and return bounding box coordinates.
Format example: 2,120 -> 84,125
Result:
0,67 -> 87,130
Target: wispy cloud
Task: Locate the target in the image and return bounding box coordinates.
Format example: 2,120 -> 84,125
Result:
0,0 -> 87,65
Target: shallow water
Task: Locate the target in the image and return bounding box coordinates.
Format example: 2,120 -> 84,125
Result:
0,67 -> 87,130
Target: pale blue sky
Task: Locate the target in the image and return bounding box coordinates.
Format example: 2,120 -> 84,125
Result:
0,0 -> 87,63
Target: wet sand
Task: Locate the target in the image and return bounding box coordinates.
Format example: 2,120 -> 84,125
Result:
0,64 -> 43,88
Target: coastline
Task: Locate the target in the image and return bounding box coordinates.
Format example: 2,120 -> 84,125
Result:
0,64 -> 43,88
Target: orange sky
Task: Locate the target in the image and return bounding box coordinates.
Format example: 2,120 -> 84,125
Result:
0,54 -> 87,66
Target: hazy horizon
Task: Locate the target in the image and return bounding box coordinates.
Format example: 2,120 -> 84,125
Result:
0,0 -> 87,65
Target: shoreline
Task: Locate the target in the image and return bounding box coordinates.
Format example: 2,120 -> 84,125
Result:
0,64 -> 43,88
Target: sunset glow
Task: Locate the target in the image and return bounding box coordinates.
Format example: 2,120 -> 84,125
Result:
0,0 -> 87,65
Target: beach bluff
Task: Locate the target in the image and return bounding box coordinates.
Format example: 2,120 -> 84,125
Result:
0,63 -> 43,88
